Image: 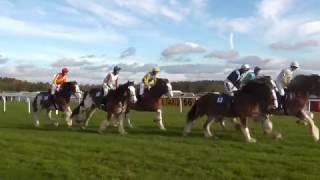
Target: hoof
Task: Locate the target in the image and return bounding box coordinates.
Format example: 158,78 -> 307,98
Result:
53,122 -> 59,127
120,131 -> 128,135
204,132 -> 213,138
98,129 -> 104,134
247,138 -> 257,143
35,123 -> 40,127
272,132 -> 283,140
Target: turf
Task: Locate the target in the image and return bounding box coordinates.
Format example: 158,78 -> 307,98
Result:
0,102 -> 320,179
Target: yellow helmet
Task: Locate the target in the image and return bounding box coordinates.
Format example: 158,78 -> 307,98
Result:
152,67 -> 160,73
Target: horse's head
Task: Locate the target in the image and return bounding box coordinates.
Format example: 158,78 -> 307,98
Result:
289,74 -> 320,96
61,81 -> 82,99
153,78 -> 173,97
124,81 -> 137,104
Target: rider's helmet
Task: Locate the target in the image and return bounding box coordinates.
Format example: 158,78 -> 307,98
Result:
113,66 -> 121,74
152,67 -> 160,74
290,61 -> 300,69
240,64 -> 250,71
62,67 -> 69,74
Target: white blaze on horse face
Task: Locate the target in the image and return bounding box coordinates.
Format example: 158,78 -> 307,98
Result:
166,83 -> 173,97
128,85 -> 137,103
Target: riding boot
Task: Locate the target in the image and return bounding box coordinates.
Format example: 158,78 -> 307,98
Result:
51,95 -> 58,110
282,95 -> 288,115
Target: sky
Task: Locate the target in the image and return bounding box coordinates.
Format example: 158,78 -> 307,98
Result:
0,0 -> 320,84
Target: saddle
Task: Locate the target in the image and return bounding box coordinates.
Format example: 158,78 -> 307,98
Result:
216,93 -> 234,109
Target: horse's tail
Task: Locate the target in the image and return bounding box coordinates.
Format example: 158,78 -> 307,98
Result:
71,91 -> 87,118
187,100 -> 199,123
32,94 -> 39,112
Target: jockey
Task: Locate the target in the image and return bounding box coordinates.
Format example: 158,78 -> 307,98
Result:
224,64 -> 250,96
103,66 -> 121,96
50,67 -> 69,108
241,66 -> 261,87
139,67 -> 160,97
275,61 -> 300,110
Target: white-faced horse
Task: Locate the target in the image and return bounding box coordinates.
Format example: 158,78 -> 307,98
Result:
71,81 -> 137,134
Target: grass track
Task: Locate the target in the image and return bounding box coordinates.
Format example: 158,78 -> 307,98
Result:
1,102 -> 320,179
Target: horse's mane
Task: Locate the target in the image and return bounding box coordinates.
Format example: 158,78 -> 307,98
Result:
156,78 -> 169,85
239,79 -> 273,108
288,74 -> 320,94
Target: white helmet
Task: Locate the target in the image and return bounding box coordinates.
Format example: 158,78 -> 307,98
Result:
290,61 -> 300,68
240,64 -> 250,70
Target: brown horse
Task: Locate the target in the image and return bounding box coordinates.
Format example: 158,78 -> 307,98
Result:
32,81 -> 82,127
184,78 -> 278,143
283,74 -> 320,141
124,78 -> 173,130
71,81 -> 137,134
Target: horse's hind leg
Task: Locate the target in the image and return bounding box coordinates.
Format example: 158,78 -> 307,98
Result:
240,117 -> 256,143
117,113 -> 127,135
47,110 -> 59,127
125,113 -> 134,128
64,106 -> 73,127
260,114 -> 282,140
299,110 -> 319,142
98,112 -> 112,134
33,109 -> 41,127
203,116 -> 215,137
82,107 -> 97,129
155,109 -> 166,131
217,117 -> 226,130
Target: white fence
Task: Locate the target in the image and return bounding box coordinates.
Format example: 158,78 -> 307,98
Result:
1,92 -> 320,113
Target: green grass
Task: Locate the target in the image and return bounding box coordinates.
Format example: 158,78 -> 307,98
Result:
1,102 -> 320,179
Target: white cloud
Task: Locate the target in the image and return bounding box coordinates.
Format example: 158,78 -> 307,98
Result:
0,54 -> 9,64
207,17 -> 256,33
0,16 -> 126,43
257,0 -> 294,21
161,42 -> 206,58
120,47 -> 136,59
270,40 -> 320,50
51,58 -> 93,67
204,50 -> 239,60
299,21 -> 320,36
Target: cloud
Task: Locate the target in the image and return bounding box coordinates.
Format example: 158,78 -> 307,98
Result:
270,40 -> 320,50
162,42 -> 206,58
204,50 -> 239,60
257,0 -> 294,21
120,47 -> 136,59
207,17 -> 256,33
0,54 -> 9,64
299,21 -> 320,36
0,16 -> 126,43
80,54 -> 96,59
51,58 -> 93,67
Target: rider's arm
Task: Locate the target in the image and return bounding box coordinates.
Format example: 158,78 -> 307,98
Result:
52,74 -> 59,85
143,73 -> 150,87
104,73 -> 111,86
282,69 -> 291,85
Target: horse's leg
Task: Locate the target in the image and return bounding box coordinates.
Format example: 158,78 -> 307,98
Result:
33,109 -> 41,127
117,113 -> 127,135
64,106 -> 73,127
154,109 -> 166,130
217,117 -> 226,130
203,116 -> 215,137
299,110 -> 319,142
260,114 -> 282,140
240,117 -> 256,143
98,112 -> 112,133
82,107 -> 97,129
232,118 -> 241,130
47,110 -> 59,127
183,118 -> 194,136
125,113 -> 134,128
